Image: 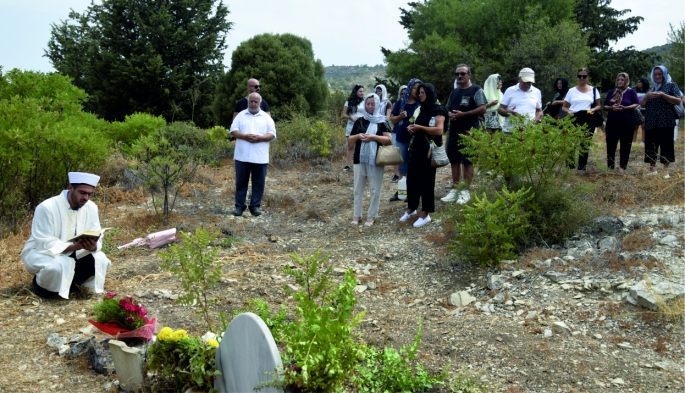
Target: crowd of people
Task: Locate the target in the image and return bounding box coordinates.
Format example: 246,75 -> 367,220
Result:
342,64 -> 684,227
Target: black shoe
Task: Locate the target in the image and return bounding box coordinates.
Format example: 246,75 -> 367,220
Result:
232,208 -> 245,217
343,166 -> 351,173
389,192 -> 400,202
32,276 -> 56,299
391,175 -> 400,182
249,207 -> 262,216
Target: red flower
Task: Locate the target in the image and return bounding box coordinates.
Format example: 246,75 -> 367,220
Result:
137,306 -> 147,318
105,292 -> 117,299
122,302 -> 136,313
125,316 -> 135,325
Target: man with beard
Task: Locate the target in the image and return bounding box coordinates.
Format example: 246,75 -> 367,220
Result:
22,172 -> 111,299
442,64 -> 487,204
230,92 -> 277,217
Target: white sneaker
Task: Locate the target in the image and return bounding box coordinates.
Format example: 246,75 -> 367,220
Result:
663,173 -> 670,179
441,189 -> 458,202
646,170 -> 658,176
399,210 -> 417,222
456,190 -> 471,204
413,215 -> 431,227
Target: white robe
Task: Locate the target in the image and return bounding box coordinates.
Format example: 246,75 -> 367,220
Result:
21,191 -> 111,299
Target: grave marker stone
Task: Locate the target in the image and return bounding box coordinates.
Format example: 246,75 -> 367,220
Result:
214,312 -> 282,393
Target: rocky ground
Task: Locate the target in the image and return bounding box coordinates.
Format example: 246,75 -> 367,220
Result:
0,148 -> 683,393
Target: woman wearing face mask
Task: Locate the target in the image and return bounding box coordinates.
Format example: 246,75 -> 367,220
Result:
389,84 -> 407,182
388,78 -> 422,201
562,68 -> 602,172
400,83 -> 447,228
342,84 -> 365,172
603,72 -> 640,171
348,93 -> 392,228
483,74 -> 504,130
640,65 -> 681,179
545,77 -> 569,119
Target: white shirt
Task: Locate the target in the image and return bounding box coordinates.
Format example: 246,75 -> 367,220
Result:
344,100 -> 365,127
500,84 -> 542,133
564,86 -> 600,113
230,109 -> 276,164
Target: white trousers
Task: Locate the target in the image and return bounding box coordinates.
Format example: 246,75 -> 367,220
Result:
353,163 -> 385,218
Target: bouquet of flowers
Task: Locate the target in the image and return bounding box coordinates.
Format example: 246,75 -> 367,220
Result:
148,327 -> 221,392
89,293 -> 156,341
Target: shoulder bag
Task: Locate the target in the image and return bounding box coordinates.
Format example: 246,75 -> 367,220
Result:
425,135 -> 449,168
633,107 -> 645,125
587,87 -> 604,129
375,144 -> 404,166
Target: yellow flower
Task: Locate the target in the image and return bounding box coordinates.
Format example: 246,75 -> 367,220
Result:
207,338 -> 219,348
157,327 -> 173,341
171,329 -> 188,341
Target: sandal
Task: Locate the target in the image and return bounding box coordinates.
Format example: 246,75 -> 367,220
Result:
364,218 -> 375,228
350,218 -> 360,227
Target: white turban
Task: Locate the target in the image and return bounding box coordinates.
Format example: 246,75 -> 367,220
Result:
68,172 -> 100,187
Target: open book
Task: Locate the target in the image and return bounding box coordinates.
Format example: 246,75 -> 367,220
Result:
67,228 -> 113,242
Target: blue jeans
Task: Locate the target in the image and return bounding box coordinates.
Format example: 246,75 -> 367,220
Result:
234,160 -> 268,210
394,138 -> 410,175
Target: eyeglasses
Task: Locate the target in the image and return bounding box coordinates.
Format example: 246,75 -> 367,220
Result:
577,75 -> 588,79
455,72 -> 468,76
250,85 -> 261,89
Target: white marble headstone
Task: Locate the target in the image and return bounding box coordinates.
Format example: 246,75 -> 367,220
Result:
214,312 -> 283,393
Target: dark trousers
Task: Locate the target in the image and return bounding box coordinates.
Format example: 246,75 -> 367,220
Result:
33,253 -> 95,297
407,150 -> 436,213
569,112 -> 596,170
235,160 -> 268,210
644,127 -> 675,165
605,121 -> 634,169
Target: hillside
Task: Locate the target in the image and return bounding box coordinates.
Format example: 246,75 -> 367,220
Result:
324,64 -> 387,92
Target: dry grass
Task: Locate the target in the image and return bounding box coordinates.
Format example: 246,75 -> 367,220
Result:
0,222 -> 32,291
655,335 -> 669,354
621,229 -> 658,252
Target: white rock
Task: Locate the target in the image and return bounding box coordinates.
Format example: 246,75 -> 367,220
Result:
660,235 -> 677,245
593,334 -> 602,340
550,321 -> 572,335
543,329 -> 553,338
447,291 -> 476,307
610,378 -> 625,386
354,285 -> 368,294
58,344 -> 70,357
55,318 -> 66,325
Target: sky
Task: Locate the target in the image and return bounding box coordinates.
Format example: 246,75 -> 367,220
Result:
0,0 -> 683,73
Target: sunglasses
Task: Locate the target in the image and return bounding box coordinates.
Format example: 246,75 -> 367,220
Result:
577,75 -> 588,79
455,72 -> 468,76
251,85 -> 261,89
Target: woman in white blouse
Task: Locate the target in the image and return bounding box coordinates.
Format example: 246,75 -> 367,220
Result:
563,68 -> 602,172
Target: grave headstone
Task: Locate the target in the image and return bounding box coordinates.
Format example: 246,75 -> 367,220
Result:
214,312 -> 282,393
109,340 -> 146,393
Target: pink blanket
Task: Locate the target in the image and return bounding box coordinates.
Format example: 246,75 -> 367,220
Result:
117,228 -> 176,250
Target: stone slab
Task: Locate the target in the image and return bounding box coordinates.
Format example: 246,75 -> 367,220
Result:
214,312 -> 282,393
109,340 -> 145,393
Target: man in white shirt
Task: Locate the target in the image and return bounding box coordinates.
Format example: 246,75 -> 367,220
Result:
229,92 -> 276,216
498,67 -> 543,133
22,172 -> 111,299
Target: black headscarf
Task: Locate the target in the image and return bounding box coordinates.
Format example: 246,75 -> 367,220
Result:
636,77 -> 650,93
347,84 -> 364,112
415,83 -> 447,133
554,77 -> 569,99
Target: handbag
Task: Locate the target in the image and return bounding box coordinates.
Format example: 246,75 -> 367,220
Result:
633,107 -> 645,125
425,135 -> 449,168
375,144 -> 404,166
674,102 -> 685,119
588,87 -> 604,128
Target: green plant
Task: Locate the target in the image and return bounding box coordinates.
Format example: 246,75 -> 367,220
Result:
354,318 -> 448,393
233,298 -> 287,341
106,112 -> 166,146
271,251 -> 366,392
271,113 -> 337,164
449,370 -> 494,393
127,121 -> 217,216
159,228 -> 222,332
148,326 -> 220,393
452,187 -> 532,267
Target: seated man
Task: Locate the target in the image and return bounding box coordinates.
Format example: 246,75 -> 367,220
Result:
21,172 -> 111,299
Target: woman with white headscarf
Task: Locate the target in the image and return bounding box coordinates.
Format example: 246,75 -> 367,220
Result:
375,84 -> 393,119
640,65 -> 682,179
349,93 -> 392,227
483,74 -> 504,130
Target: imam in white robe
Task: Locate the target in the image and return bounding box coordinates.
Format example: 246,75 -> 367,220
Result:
21,191 -> 111,299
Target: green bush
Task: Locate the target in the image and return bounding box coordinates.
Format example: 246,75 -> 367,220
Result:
354,318 -> 448,393
127,122 -> 217,216
0,68 -> 110,231
271,113 -> 337,163
107,112 -> 166,146
275,251 -> 366,392
451,187 -> 532,267
233,298 -> 287,341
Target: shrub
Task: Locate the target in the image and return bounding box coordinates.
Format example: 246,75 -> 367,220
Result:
451,187 -> 532,267
159,228 -> 222,332
106,112 -> 166,146
127,122 -> 217,216
148,327 -> 220,393
233,298 -> 287,341
273,251 -> 366,392
271,113 -> 337,164
354,318 -> 448,393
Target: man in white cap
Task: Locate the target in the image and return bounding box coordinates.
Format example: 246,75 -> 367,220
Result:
21,172 -> 111,299
498,67 -> 543,133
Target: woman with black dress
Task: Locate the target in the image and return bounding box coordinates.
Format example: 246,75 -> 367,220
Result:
399,83 -> 447,228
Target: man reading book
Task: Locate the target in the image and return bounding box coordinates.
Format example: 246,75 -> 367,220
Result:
21,172 -> 111,299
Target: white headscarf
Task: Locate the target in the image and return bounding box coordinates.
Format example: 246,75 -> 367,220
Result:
375,84 -> 389,116
359,93 -> 387,168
